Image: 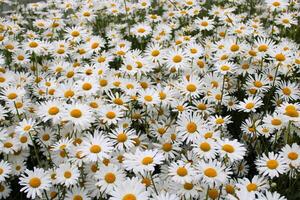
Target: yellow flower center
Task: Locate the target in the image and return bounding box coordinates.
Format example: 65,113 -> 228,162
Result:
106,111 -> 116,119
172,55 -> 182,63
73,195 -> 83,200
266,160 -> 278,169
275,53 -> 286,61
183,182 -> 194,190
162,143 -> 172,152
247,183 -> 257,192
271,118 -> 282,126
7,93 -> 17,100
113,98 -> 124,105
144,95 -> 153,102
151,50 -> 160,57
215,118 -> 224,124
177,167 -> 188,176
20,136 -> 28,143
48,106 -> 59,115
208,188 -> 219,199
82,83 -> 92,90
23,125 -> 31,132
4,142 -> 13,148
288,152 -> 298,160
71,31 -> 80,37
137,28 -> 145,33
201,21 -> 208,26
64,90 -> 74,98
123,194 -> 136,200
220,65 -> 230,71
245,102 -> 255,109
204,168 -> 217,177
230,44 -> 239,52
222,144 -> 235,153
186,122 -> 197,133
90,145 -> 101,153
104,172 -> 116,183
117,133 -> 127,142
29,41 -> 38,48
29,177 -> 41,188
282,87 -> 291,95
142,156 -> 153,165
64,171 -> 72,178
258,44 -> 268,52
226,184 -> 235,194
200,142 -> 211,152
70,109 -> 82,118
186,84 -> 197,92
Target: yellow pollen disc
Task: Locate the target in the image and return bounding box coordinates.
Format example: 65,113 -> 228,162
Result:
64,171 -> 72,178
113,98 -> 123,105
71,31 -> 80,37
104,172 -> 116,183
29,41 -> 38,48
48,107 -> 59,115
186,84 -> 197,92
200,142 -> 211,152
190,48 -> 197,54
221,65 -> 230,71
177,167 -> 188,176
275,53 -> 286,61
106,111 -> 116,119
70,109 -> 82,118
201,21 -> 208,26
226,184 -> 235,194
82,83 -> 92,90
208,188 -> 219,199
117,133 -> 127,142
162,143 -> 172,152
17,55 -> 25,60
254,81 -> 263,87
151,50 -> 160,57
266,160 -> 279,169
20,136 -> 28,143
122,194 -> 137,200
271,118 -> 281,126
288,152 -> 298,160
64,90 -> 74,98
247,183 -> 257,192
183,182 -> 194,190
186,122 -> 197,133
90,145 -> 101,153
172,55 -> 182,63
204,168 -> 217,177
137,28 -> 145,33
245,102 -> 255,109
4,142 -> 13,148
73,195 -> 83,200
215,118 -> 224,124
7,93 -> 17,100
258,44 -> 268,52
282,87 -> 291,95
29,177 -> 41,188
142,156 -> 153,165
230,44 -> 239,52
222,144 -> 235,153
23,125 -> 31,131
144,95 -> 153,102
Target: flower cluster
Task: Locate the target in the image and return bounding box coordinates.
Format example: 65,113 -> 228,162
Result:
0,0 -> 299,199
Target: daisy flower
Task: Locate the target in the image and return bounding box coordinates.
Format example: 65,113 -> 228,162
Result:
192,138 -> 217,160
19,167 -> 51,199
280,143 -> 300,168
256,152 -> 288,178
197,160 -> 230,186
0,160 -> 12,182
176,111 -> 203,143
99,105 -> 124,125
55,163 -> 80,187
163,48 -> 190,70
110,177 -> 150,200
168,161 -> 196,184
64,103 -> 94,131
95,163 -> 125,193
65,186 -> 91,200
15,118 -> 36,135
80,131 -> 113,162
218,139 -> 246,162
123,149 -> 164,174
237,96 -> 263,113
109,127 -> 136,151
